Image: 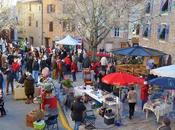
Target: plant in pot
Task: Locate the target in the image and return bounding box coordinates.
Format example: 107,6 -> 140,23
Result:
61,79 -> 73,92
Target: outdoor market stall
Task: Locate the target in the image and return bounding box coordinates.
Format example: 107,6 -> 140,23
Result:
143,76 -> 175,122
112,45 -> 166,76
150,65 -> 175,78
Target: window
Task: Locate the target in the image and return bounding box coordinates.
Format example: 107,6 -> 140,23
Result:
62,21 -> 71,32
145,2 -> 151,14
49,22 -> 53,32
47,4 -> 55,13
114,27 -> 119,37
29,16 -> 32,26
160,0 -> 172,13
142,24 -> 151,38
134,24 -> 140,35
157,24 -> 169,41
36,21 -> 38,27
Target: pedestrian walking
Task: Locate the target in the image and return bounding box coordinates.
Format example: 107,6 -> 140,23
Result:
127,87 -> 137,120
71,96 -> 86,130
140,81 -> 149,109
32,57 -> 40,83
71,59 -> 77,82
4,67 -> 14,95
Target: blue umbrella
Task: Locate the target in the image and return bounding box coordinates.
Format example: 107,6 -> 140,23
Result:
112,45 -> 166,56
148,77 -> 175,89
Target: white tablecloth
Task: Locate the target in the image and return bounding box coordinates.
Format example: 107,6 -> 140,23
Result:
143,102 -> 173,122
74,86 -> 120,104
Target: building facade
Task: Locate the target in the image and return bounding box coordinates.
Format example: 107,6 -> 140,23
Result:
139,0 -> 175,63
17,0 -> 76,47
17,0 -> 42,46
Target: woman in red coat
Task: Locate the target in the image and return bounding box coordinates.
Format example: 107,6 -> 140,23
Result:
71,60 -> 77,81
140,81 -> 149,109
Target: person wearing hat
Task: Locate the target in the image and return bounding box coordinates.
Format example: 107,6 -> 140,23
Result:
140,81 -> 149,109
158,117 -> 171,130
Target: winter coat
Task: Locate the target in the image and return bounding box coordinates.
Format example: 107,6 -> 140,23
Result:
4,69 -> 14,81
82,57 -> 91,68
0,73 -> 3,89
140,85 -> 149,101
24,75 -> 35,96
32,60 -> 40,71
71,100 -> 86,121
71,62 -> 77,72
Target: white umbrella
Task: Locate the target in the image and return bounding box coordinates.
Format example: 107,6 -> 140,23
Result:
150,65 -> 175,78
55,35 -> 81,46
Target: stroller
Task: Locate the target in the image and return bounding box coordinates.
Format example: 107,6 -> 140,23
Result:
83,110 -> 96,129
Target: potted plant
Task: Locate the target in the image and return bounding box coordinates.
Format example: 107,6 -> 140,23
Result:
61,79 -> 73,92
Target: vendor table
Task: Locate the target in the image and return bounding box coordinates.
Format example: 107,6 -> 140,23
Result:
143,102 -> 173,122
74,86 -> 120,105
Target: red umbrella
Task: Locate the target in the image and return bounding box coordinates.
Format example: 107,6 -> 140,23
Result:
102,72 -> 144,86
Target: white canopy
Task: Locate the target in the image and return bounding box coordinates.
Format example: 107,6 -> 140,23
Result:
55,35 -> 81,46
150,65 -> 175,78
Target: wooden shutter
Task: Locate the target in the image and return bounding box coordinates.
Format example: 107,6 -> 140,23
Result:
165,25 -> 169,41
148,24 -> 152,38
157,24 -> 161,39
168,0 -> 172,12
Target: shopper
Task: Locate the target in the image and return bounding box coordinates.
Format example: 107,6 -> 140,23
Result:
127,87 -> 137,120
71,59 -> 77,82
24,72 -> 35,104
4,67 -> 14,95
140,81 -> 149,109
71,96 -> 86,130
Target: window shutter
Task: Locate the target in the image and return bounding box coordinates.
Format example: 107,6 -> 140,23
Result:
157,25 -> 161,39
160,0 -> 165,12
148,24 -> 152,38
165,25 -> 169,41
168,0 -> 172,12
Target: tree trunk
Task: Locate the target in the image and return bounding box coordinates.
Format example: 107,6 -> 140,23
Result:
90,45 -> 97,61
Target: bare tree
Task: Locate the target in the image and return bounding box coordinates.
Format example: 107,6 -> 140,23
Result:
0,7 -> 17,31
62,0 -> 145,58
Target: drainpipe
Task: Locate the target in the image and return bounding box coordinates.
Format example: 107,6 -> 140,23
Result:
41,0 -> 44,45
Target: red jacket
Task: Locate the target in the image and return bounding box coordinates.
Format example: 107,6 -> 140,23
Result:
71,62 -> 77,72
140,85 -> 149,101
12,62 -> 20,72
64,56 -> 71,65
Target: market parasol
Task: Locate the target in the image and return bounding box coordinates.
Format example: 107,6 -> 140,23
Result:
112,45 -> 166,56
148,77 -> 175,90
102,72 -> 144,86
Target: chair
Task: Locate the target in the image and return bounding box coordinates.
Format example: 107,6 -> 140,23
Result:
45,115 -> 59,130
83,110 -> 96,129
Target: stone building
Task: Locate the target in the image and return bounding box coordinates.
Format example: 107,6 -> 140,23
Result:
17,0 -> 76,47
139,0 -> 175,63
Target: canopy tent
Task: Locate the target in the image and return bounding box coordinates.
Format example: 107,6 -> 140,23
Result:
112,45 -> 166,56
55,35 -> 81,46
150,65 -> 175,78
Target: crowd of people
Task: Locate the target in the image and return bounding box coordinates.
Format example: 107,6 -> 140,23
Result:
0,42 -> 172,130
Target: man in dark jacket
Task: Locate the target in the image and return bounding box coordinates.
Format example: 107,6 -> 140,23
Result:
4,68 -> 14,95
82,54 -> 91,69
71,96 -> 86,130
32,57 -> 40,83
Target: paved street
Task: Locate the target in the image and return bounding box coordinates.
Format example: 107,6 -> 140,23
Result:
0,72 -> 175,130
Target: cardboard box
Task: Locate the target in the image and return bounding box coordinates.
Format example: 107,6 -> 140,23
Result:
14,87 -> 40,100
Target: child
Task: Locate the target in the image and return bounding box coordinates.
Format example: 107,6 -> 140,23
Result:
0,89 -> 6,117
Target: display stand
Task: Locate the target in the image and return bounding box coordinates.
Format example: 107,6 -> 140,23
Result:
83,68 -> 93,86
